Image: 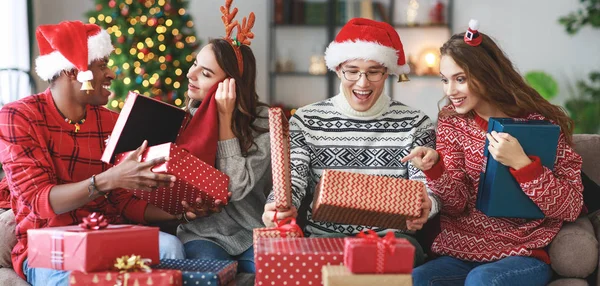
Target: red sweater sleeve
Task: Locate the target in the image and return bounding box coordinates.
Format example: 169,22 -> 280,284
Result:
0,107 -> 57,219
108,189 -> 148,224
423,116 -> 470,216
509,133 -> 583,221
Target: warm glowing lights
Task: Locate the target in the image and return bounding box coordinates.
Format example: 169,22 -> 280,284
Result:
159,44 -> 166,52
158,56 -> 166,63
173,82 -> 180,88
175,98 -> 182,106
105,16 -> 113,23
178,8 -> 185,15
98,14 -> 105,21
166,19 -> 173,27
165,77 -> 172,84
128,27 -> 135,34
136,42 -> 144,49
89,17 -> 96,24
124,78 -> 131,85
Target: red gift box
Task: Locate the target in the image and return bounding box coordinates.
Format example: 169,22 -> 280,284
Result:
253,217 -> 304,242
344,231 -> 414,274
254,238 -> 344,286
101,92 -> 229,214
269,107 -> 292,210
312,169 -> 423,229
27,225 -> 159,272
114,142 -> 229,214
70,269 -> 181,286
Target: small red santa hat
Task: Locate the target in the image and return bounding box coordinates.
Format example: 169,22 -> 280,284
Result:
35,21 -> 114,88
324,18 -> 410,76
464,19 -> 482,47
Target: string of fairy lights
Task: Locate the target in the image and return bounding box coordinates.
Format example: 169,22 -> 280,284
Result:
87,0 -> 198,109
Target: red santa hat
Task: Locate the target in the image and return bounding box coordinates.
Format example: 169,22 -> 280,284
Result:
464,19 -> 482,47
324,18 -> 410,76
35,21 -> 114,87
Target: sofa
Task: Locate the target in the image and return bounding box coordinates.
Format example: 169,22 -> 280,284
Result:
0,134 -> 599,285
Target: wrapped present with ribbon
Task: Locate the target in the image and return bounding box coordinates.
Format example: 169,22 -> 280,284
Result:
255,238 -> 344,286
101,91 -> 230,214
70,255 -> 182,286
27,213 -> 159,272
344,230 -> 415,274
312,169 -> 423,229
253,211 -> 304,242
322,265 -> 412,286
269,107 -> 292,210
152,259 -> 237,286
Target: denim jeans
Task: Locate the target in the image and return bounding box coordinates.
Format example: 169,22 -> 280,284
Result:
412,255 -> 552,286
23,231 -> 185,286
184,239 -> 255,273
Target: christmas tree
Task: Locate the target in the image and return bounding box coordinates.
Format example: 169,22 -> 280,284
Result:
86,0 -> 199,110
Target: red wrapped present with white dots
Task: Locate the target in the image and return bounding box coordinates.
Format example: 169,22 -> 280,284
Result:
101,92 -> 229,215
269,107 -> 293,210
113,142 -> 229,214
254,238 -> 344,286
312,170 -> 423,230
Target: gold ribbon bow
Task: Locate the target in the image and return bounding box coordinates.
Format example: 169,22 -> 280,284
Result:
114,255 -> 152,273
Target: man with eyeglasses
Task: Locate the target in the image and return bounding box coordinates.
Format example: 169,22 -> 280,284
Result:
262,18 -> 439,267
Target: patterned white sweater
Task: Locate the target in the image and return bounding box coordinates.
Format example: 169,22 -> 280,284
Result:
268,87 -> 440,236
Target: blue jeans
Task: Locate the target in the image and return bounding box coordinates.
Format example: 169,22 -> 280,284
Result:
412,255 -> 552,286
23,231 -> 185,286
184,239 -> 255,273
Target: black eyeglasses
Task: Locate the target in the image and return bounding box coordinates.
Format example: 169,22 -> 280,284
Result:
341,69 -> 386,82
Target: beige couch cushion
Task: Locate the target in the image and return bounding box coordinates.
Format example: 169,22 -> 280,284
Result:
573,134 -> 600,184
0,209 -> 16,269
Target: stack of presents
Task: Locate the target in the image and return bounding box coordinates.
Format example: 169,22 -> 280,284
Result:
25,92 -> 555,285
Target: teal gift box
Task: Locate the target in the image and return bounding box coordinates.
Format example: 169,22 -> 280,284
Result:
476,118 -> 560,219
152,259 -> 237,286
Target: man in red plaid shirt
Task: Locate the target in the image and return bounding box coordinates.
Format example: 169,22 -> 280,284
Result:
0,21 -> 197,286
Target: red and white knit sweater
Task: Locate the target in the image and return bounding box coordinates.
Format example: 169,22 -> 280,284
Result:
424,109 -> 583,263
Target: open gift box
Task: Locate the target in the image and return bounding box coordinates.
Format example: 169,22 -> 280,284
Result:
101,91 -> 229,214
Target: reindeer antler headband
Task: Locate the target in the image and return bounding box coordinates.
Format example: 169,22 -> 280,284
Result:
220,0 -> 255,76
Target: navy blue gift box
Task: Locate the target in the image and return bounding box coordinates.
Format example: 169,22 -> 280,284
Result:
476,118 -> 560,219
153,259 -> 237,285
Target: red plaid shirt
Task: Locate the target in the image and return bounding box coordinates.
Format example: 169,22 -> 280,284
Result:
0,89 -> 148,278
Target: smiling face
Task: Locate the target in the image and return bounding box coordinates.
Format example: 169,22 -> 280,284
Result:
439,55 -> 489,115
85,57 -> 115,106
186,44 -> 227,102
336,59 -> 388,112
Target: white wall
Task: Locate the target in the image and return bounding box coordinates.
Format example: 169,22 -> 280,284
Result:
31,0 -> 600,120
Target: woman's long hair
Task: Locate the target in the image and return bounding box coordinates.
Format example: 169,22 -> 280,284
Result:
439,33 -> 574,145
185,38 -> 268,155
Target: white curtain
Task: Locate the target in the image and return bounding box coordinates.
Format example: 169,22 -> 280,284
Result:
0,1 -> 31,106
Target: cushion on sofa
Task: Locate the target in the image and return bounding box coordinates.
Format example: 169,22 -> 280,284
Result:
547,278 -> 590,286
0,268 -> 28,286
549,216 -> 599,278
0,209 -> 16,269
573,134 -> 600,184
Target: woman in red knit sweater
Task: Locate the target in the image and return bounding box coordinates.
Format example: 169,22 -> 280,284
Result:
404,20 -> 584,286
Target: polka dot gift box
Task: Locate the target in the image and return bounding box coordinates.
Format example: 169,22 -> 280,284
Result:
152,259 -> 237,286
254,238 -> 345,286
101,91 -> 230,215
114,142 -> 229,214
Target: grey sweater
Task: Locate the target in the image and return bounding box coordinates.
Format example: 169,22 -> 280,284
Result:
177,106 -> 272,255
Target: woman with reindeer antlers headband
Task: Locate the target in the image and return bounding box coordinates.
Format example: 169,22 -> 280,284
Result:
175,0 -> 271,274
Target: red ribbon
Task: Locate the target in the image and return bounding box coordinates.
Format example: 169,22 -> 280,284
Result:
272,211 -> 304,238
356,230 -> 396,273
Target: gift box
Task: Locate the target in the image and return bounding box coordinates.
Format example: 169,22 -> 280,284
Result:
344,231 -> 414,274
255,238 -> 345,286
476,118 -> 559,219
114,142 -> 229,214
312,170 -> 423,230
101,91 -> 229,214
253,217 -> 304,242
269,107 -> 292,210
69,269 -> 181,286
152,259 -> 237,286
27,218 -> 159,272
322,265 -> 412,286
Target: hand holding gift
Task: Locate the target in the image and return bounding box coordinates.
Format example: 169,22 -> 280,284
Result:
401,146 -> 440,171
486,131 -> 532,170
181,191 -> 232,218
262,201 -> 297,227
101,140 -> 176,192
